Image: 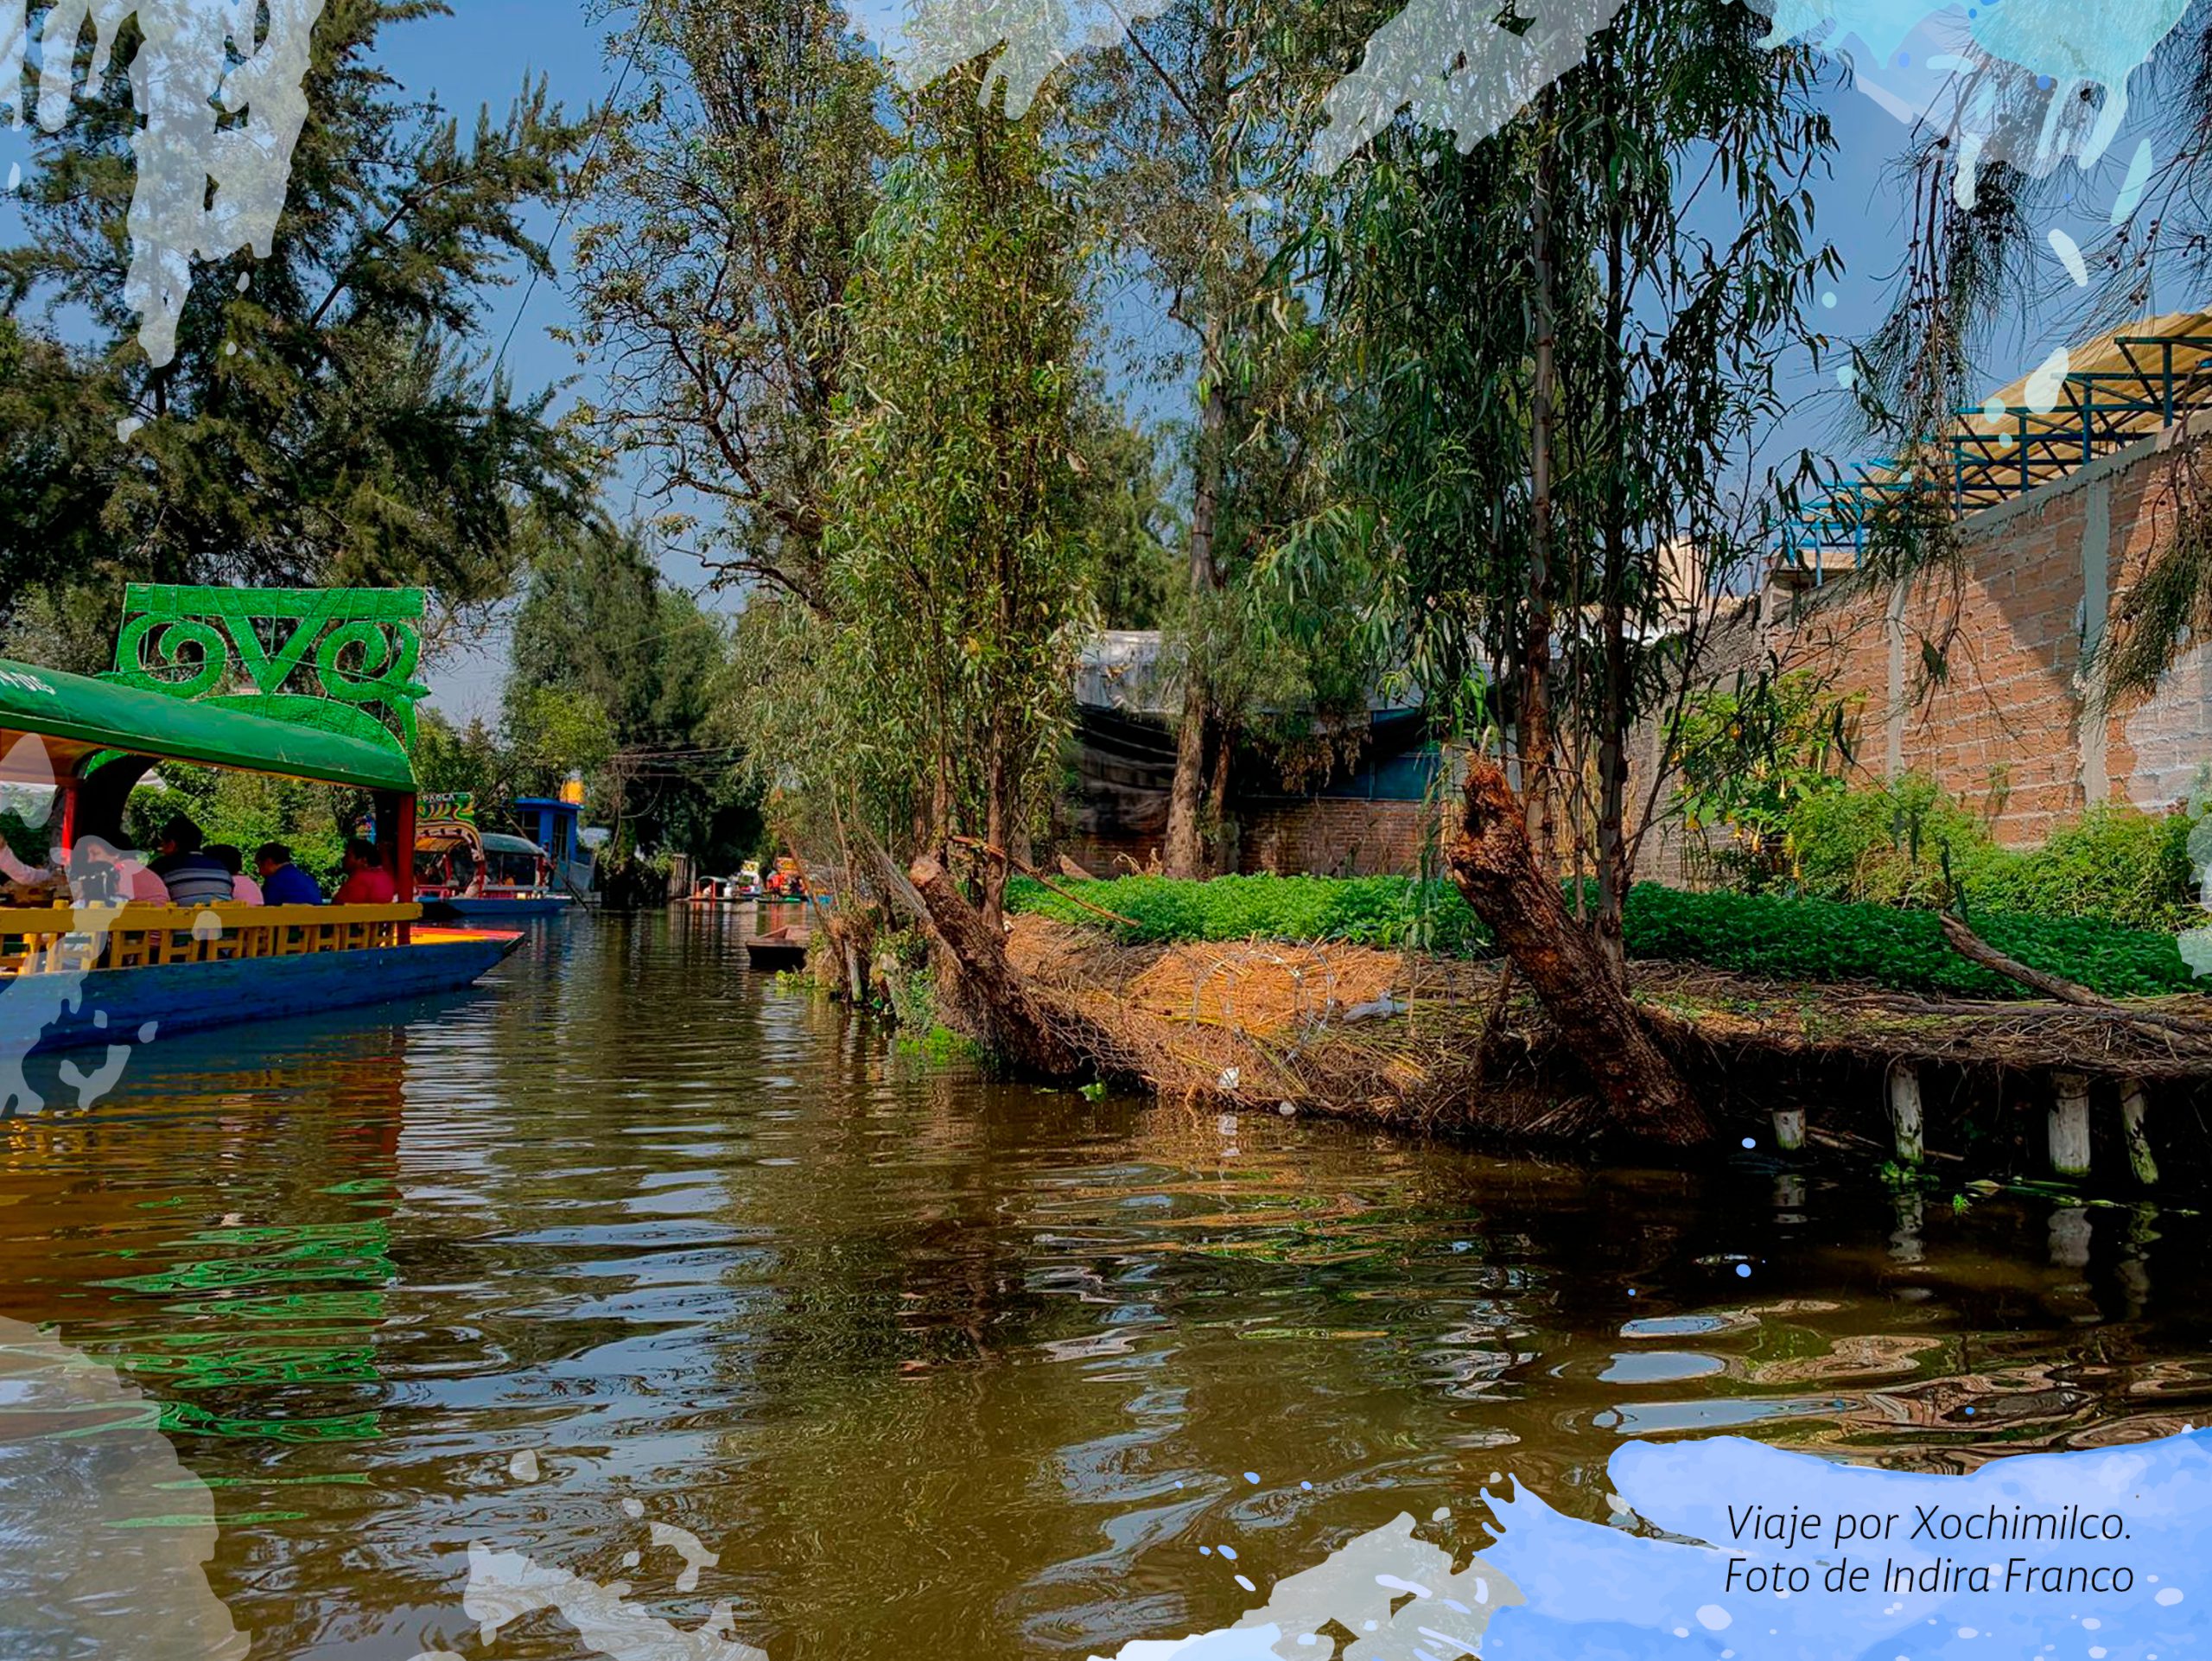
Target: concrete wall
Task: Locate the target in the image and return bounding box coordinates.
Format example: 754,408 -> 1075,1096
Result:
1769,420 -> 2212,843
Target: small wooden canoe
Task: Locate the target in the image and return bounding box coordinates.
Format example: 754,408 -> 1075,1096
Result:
742,925 -> 810,971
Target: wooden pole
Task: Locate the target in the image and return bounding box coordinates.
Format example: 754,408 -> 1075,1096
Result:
1771,1108 -> 1805,1153
1887,1064 -> 1923,1165
2120,1081 -> 2159,1187
2050,1072 -> 2093,1180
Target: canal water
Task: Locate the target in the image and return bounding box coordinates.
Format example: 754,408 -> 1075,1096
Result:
1,909 -> 2207,1659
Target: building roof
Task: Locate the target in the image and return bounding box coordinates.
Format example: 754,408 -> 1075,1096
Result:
0,656 -> 417,793
1779,312 -> 2212,576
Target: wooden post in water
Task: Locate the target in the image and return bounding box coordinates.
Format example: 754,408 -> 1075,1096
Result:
1771,1108 -> 1805,1153
1887,1065 -> 1923,1165
2050,1072 -> 2093,1180
2120,1081 -> 2159,1187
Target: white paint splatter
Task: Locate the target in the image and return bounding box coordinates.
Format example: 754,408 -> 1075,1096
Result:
1752,3 -> 2187,203
876,0 -> 1172,118
462,1543 -> 766,1661
0,1314 -> 247,1658
1312,0 -> 1630,175
2024,346 -> 2071,413
650,1522 -> 720,1594
22,0 -> 327,367
2114,136 -> 2156,224
1090,1512 -> 1517,1661
2047,228 -> 2088,287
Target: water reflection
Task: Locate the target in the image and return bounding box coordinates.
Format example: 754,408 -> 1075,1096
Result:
0,910 -> 2206,1657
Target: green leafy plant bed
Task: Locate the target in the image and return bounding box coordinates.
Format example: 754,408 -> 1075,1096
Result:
1007,874 -> 1490,953
1625,889 -> 2194,1001
1006,875 -> 2200,1002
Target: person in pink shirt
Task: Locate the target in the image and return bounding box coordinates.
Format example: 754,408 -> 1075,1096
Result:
207,844 -> 263,905
65,837 -> 168,907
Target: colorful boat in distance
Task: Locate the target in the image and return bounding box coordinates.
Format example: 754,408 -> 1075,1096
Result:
0,656 -> 522,1061
415,799 -> 574,920
685,875 -> 754,906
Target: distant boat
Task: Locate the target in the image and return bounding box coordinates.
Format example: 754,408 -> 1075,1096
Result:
741,925 -> 810,971
685,875 -> 759,906
416,810 -> 575,920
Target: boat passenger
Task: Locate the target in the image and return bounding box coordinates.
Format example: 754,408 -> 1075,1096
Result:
0,830 -> 57,901
207,843 -> 263,905
332,837 -> 398,906
255,843 -> 324,907
149,816 -> 236,907
67,837 -> 169,907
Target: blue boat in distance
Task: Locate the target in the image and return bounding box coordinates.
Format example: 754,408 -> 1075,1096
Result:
415,799 -> 576,920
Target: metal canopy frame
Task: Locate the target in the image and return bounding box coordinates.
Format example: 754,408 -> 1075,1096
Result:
1777,329 -> 2212,583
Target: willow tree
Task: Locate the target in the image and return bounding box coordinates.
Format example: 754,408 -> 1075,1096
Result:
815,62 -> 1090,929
1066,0 -> 1375,875
1319,2 -> 1835,1139
568,0 -> 889,611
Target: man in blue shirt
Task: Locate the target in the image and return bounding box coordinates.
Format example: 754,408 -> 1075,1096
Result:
254,843 -> 324,907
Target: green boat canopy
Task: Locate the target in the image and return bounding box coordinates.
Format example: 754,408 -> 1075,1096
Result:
0,657 -> 417,793
481,834 -> 548,857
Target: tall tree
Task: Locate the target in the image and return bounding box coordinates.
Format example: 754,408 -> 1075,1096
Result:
0,0 -> 588,659
733,59 -> 1090,932
824,61 -> 1090,927
505,521 -> 757,864
1067,0 -> 1368,875
1319,1 -> 1834,1138
567,0 -> 889,612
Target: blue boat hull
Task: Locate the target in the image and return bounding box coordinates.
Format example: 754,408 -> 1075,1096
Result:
2,932 -> 524,1058
435,894 -> 575,920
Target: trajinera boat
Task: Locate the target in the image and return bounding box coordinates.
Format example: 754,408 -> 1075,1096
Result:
0,657 -> 524,1059
414,793 -> 575,920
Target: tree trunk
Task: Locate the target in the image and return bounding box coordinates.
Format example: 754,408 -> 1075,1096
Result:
1523,113 -> 1560,869
1594,161 -> 1632,988
1208,719 -> 1236,875
982,700 -> 1011,933
909,853 -> 1091,1078
1446,757 -> 1707,1144
1163,687 -> 1210,879
1163,310 -> 1230,881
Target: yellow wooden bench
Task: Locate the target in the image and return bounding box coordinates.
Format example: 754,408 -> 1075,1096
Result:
0,904 -> 422,976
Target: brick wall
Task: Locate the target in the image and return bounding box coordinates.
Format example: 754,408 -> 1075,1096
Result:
1058,797 -> 1437,878
1238,798 -> 1436,876
1759,419 -> 2212,844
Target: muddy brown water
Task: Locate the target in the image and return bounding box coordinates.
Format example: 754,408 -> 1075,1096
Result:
0,907 -> 2206,1658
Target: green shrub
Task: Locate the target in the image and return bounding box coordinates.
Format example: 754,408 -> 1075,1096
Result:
1978,804 -> 2196,932
1782,777 -> 2198,932
1008,873 -> 2199,1001
1783,775 -> 2012,909
1673,670 -> 1859,889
